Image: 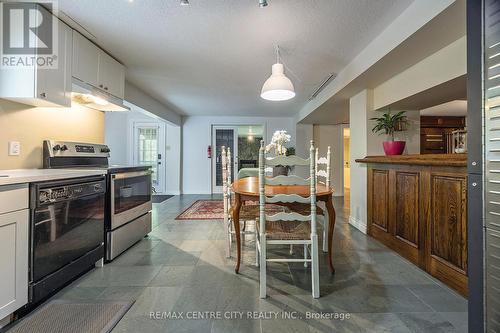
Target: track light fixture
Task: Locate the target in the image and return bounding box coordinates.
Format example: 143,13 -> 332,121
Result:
180,0 -> 189,6
259,0 -> 268,8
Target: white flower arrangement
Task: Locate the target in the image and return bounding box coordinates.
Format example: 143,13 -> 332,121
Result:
265,130 -> 292,156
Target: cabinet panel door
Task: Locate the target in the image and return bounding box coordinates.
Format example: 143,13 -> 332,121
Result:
0,210 -> 28,319
72,32 -> 99,86
395,172 -> 420,246
36,18 -> 72,107
371,170 -> 389,232
98,52 -> 125,99
427,173 -> 468,295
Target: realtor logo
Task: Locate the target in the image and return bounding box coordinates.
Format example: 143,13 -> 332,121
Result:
1,1 -> 58,68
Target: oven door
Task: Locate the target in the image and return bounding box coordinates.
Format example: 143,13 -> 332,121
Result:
31,179 -> 105,282
110,170 -> 152,229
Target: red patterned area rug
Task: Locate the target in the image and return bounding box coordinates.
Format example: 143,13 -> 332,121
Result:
175,200 -> 225,220
174,199 -> 281,221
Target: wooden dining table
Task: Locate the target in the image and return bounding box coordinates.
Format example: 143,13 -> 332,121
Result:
231,176 -> 336,274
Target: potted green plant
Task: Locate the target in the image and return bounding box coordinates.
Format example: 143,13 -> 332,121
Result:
370,110 -> 408,155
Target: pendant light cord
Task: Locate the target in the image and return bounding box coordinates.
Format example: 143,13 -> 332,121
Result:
274,44 -> 302,83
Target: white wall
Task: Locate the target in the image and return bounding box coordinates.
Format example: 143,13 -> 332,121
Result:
295,123 -> 314,178
313,124 -> 345,196
349,90 -> 371,233
104,107 -> 181,195
104,112 -> 129,165
182,116 -> 296,194
124,81 -> 182,126
166,125 -> 181,195
373,36 -> 466,110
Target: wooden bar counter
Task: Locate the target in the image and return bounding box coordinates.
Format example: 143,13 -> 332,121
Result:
356,154 -> 468,296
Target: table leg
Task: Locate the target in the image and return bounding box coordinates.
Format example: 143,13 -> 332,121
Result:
325,194 -> 336,274
233,192 -> 242,273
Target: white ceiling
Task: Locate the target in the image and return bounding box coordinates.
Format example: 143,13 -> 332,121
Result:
420,100 -> 467,117
56,0 -> 413,117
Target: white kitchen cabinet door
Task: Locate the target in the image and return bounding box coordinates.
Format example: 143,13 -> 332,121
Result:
36,18 -> 73,107
0,4 -> 72,107
0,209 -> 28,320
98,52 -> 125,99
72,31 -> 100,87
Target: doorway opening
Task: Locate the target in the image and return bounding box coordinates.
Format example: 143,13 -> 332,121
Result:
132,122 -> 166,194
211,125 -> 264,193
343,127 -> 350,208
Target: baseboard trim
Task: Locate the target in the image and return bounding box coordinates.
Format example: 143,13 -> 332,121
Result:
349,215 -> 367,234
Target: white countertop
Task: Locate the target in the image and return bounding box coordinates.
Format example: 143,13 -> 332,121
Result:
0,169 -> 107,186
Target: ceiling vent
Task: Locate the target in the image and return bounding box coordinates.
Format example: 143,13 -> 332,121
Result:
309,73 -> 337,101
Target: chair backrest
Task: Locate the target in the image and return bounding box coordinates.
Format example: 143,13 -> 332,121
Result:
221,146 -> 232,216
258,140 -> 317,235
315,146 -> 331,188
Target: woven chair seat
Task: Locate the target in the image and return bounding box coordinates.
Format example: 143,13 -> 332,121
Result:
285,203 -> 324,216
230,204 -> 286,221
256,220 -> 311,240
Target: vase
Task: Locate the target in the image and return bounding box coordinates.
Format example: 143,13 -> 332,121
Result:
383,141 -> 406,155
273,166 -> 288,177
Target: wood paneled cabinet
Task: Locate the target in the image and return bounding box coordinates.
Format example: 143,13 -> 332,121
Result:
367,164 -> 468,295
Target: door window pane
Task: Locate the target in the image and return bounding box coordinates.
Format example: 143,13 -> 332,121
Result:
137,128 -> 158,185
215,129 -> 234,186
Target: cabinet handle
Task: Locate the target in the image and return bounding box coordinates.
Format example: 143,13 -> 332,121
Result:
40,92 -> 46,98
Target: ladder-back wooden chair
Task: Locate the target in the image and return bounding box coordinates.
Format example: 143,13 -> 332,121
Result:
315,147 -> 331,252
222,146 -> 260,258
289,147 -> 331,253
256,140 -> 320,298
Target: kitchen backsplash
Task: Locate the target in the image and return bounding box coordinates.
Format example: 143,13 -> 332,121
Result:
0,99 -> 104,169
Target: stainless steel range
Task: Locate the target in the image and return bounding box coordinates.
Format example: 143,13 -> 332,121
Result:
43,140 -> 153,261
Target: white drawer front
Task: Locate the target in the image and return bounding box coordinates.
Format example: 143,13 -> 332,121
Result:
0,184 -> 29,215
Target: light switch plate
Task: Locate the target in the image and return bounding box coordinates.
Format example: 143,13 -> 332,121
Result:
8,141 -> 20,156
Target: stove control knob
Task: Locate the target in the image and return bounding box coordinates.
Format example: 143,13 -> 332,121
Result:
53,144 -> 61,151
101,147 -> 110,153
60,145 -> 68,151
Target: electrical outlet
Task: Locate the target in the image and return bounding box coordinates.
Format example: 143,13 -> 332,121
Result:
8,141 -> 20,156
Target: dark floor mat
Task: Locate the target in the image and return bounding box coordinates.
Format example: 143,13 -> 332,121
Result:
7,301 -> 133,333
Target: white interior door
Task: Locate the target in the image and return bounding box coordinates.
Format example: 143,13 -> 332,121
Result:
133,122 -> 166,194
212,126 -> 238,193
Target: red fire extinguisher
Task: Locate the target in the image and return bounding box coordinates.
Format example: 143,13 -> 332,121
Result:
207,145 -> 212,159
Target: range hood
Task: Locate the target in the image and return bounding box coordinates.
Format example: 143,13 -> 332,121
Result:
71,78 -> 129,112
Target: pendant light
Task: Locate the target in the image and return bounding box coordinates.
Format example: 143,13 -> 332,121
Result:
260,45 -> 295,101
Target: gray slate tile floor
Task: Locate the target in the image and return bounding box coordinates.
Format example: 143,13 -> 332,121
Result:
52,195 -> 468,333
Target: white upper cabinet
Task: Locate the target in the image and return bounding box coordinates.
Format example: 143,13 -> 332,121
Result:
0,4 -> 72,107
72,31 -> 125,99
97,52 -> 125,99
72,32 -> 100,87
